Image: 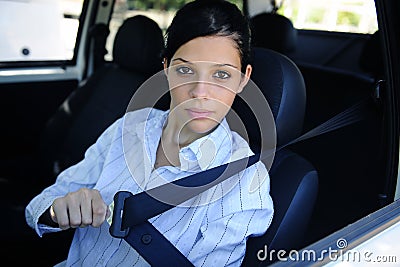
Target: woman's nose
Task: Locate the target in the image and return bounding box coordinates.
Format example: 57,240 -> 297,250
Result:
190,81 -> 209,99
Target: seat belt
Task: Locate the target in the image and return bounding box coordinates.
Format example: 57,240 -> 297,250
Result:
109,193 -> 194,267
109,98 -> 370,266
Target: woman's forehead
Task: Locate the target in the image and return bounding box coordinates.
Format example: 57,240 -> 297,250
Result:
171,36 -> 241,66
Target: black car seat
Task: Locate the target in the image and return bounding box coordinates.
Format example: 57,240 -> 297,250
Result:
250,12 -> 298,56
236,47 -> 318,266
37,15 -> 165,190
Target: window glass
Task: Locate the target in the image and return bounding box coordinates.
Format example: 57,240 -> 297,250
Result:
278,0 -> 378,34
106,0 -> 191,61
0,0 -> 84,63
105,0 -> 243,61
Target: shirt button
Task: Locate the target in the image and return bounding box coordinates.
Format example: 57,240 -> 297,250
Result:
141,234 -> 152,245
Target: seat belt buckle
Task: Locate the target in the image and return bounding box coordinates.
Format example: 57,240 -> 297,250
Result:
109,191 -> 133,238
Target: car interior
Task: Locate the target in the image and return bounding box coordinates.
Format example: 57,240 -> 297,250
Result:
1,0 -> 399,266
2,12 -> 166,266
240,47 -> 318,266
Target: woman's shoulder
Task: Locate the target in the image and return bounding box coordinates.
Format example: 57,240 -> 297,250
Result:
229,131 -> 255,160
96,108 -> 164,142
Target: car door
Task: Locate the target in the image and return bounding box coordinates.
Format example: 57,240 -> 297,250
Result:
249,0 -> 400,265
0,0 -> 85,196
0,0 -> 115,265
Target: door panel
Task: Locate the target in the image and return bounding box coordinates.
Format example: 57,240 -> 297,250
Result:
0,79 -> 77,202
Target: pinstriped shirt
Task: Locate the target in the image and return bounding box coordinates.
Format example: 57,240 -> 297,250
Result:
26,108 -> 274,267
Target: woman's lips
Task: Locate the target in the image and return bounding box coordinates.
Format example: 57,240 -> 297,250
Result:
186,109 -> 214,119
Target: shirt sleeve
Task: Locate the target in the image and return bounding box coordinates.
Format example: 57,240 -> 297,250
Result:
187,162 -> 274,267
25,117 -> 122,237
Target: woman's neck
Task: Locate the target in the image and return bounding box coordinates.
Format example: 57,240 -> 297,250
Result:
153,114 -> 204,168
162,114 -> 206,148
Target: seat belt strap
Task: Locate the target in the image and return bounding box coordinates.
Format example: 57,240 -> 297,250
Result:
124,151 -> 261,228
126,221 -> 194,266
109,98 -> 370,266
109,191 -> 194,266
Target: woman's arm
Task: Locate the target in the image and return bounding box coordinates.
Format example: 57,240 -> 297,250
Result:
26,117 -> 122,236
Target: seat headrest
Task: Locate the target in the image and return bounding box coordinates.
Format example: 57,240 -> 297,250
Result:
237,47 -> 306,148
250,13 -> 297,54
113,15 -> 164,75
359,30 -> 383,76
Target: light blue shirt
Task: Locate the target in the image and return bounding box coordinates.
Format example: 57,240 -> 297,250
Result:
26,108 -> 274,267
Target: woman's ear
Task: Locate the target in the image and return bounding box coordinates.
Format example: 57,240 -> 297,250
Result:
237,64 -> 252,93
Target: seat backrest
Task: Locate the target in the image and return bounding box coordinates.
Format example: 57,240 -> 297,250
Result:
238,47 -> 318,266
231,47 -> 306,152
38,15 -> 164,186
250,12 -> 298,56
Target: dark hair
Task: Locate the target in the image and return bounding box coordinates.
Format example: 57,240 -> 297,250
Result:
163,0 -> 251,73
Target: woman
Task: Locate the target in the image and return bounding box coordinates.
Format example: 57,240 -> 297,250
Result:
25,0 -> 274,266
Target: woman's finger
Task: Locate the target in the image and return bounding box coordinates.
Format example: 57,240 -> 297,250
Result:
67,194 -> 82,228
91,190 -> 108,227
52,199 -> 70,230
79,193 -> 93,227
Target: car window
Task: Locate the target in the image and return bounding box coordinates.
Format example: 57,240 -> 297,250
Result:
0,0 -> 85,63
249,0 -> 378,34
105,0 -> 243,61
104,0 -> 177,61
280,0 -> 378,34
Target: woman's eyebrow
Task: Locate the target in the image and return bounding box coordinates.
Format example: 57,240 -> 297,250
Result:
172,58 -> 192,64
214,63 -> 239,69
172,58 -> 238,69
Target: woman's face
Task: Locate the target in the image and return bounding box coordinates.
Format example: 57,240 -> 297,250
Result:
165,36 -> 252,137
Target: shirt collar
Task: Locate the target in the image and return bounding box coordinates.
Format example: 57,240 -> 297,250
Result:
179,118 -> 233,172
136,109 -> 234,172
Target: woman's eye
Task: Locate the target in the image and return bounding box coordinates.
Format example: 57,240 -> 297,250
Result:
176,66 -> 194,75
213,70 -> 231,80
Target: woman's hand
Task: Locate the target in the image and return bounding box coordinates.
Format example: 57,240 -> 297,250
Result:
50,188 -> 110,230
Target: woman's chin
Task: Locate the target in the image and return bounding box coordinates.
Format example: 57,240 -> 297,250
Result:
186,118 -> 219,135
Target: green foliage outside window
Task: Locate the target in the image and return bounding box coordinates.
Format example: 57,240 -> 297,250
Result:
126,0 -> 188,10
307,8 -> 325,24
127,0 -> 242,11
337,11 -> 360,27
